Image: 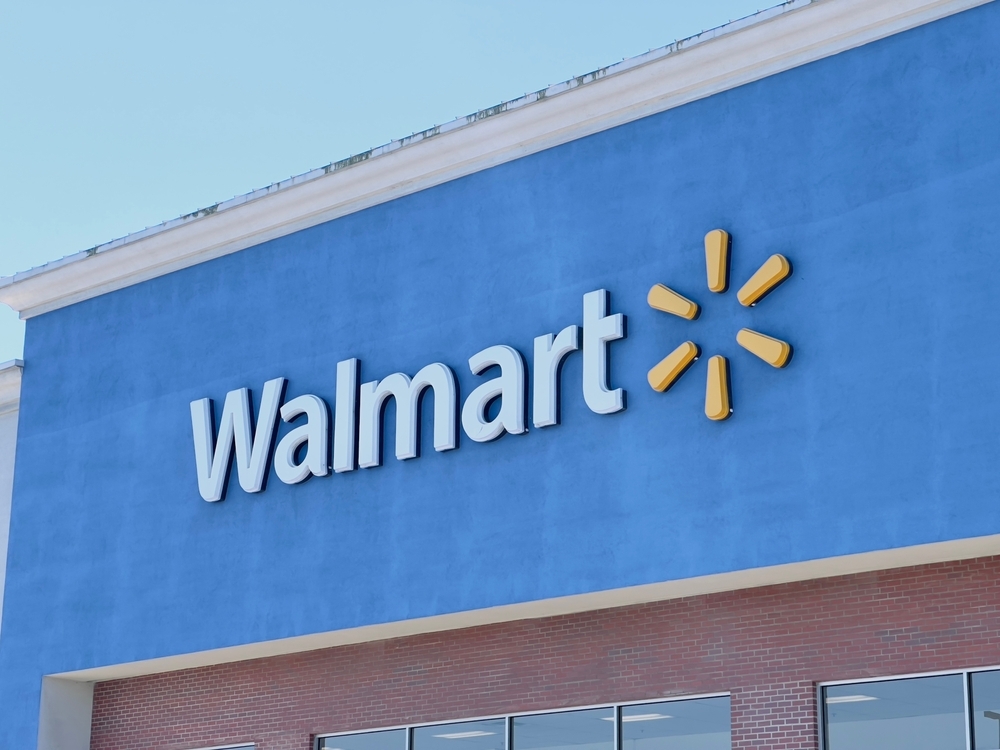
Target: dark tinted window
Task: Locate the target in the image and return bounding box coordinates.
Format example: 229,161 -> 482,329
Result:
320,729 -> 407,750
621,697 -> 730,750
413,719 -> 506,750
512,708 -> 613,750
972,670 -> 1000,749
824,675 -> 965,750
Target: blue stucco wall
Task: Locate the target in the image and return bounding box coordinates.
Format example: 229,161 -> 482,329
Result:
3,3 -> 1000,744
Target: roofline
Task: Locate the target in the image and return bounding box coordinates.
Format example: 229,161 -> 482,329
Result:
0,360 -> 23,415
0,0 -> 987,319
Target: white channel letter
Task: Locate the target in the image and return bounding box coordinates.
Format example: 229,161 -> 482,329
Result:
189,377 -> 287,502
274,394 -> 329,485
461,345 -> 527,442
333,358 -> 359,474
533,325 -> 580,428
358,363 -> 458,468
582,289 -> 626,415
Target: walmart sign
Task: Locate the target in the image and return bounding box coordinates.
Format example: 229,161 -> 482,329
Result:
190,289 -> 625,502
190,229 -> 793,502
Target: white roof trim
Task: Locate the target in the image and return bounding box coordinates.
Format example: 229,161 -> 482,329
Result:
51,532 -> 1000,682
0,0 -> 987,319
0,360 -> 23,415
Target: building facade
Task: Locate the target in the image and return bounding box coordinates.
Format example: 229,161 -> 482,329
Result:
1,0 -> 999,748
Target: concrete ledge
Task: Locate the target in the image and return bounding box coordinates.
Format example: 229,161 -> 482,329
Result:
53,533 -> 1000,683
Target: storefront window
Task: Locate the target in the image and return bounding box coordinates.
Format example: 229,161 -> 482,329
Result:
320,729 -> 407,750
413,719 -> 506,750
823,675 -> 966,750
511,708 -> 613,750
318,697 -> 728,750
971,670 -> 1000,749
621,697 -> 730,750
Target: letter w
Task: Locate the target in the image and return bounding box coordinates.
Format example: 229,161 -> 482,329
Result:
189,378 -> 286,502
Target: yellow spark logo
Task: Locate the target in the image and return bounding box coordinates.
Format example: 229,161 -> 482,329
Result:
647,229 -> 792,421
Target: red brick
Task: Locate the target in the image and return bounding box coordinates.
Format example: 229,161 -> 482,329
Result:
90,556 -> 1000,750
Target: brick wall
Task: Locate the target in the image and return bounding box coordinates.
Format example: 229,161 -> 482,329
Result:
90,556 -> 1000,750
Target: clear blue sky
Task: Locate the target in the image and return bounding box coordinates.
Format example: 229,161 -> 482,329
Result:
0,0 -> 772,363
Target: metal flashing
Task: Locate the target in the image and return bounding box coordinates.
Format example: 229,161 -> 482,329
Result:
0,0 -> 988,319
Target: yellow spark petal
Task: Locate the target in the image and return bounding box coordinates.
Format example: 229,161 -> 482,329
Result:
647,284 -> 699,320
705,355 -> 731,421
737,254 -> 791,307
647,341 -> 699,392
736,328 -> 791,368
705,229 -> 730,293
